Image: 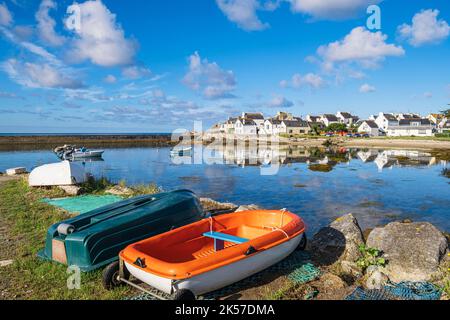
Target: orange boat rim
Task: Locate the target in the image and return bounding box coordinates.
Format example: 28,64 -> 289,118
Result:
117,209 -> 306,296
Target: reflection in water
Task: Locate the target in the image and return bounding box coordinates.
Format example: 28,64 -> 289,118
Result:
202,145 -> 444,173
0,145 -> 448,233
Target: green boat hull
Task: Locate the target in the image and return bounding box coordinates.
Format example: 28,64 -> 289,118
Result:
38,190 -> 204,271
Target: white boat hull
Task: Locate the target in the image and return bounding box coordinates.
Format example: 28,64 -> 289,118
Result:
125,234 -> 302,296
29,161 -> 87,186
71,150 -> 104,158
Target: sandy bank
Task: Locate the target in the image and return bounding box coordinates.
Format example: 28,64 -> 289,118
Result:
340,138 -> 450,150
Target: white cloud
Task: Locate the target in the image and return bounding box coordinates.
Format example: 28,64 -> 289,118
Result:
122,65 -> 152,79
282,72 -> 324,89
318,27 -> 405,69
0,2 -> 13,26
183,51 -> 237,100
423,92 -> 432,98
64,0 -> 137,67
215,0 -> 278,31
288,0 -> 382,20
359,83 -> 376,93
269,95 -> 294,108
398,9 -> 450,47
36,0 -> 65,46
2,59 -> 83,89
103,74 -> 117,84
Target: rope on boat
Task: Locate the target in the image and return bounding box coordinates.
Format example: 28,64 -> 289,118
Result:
263,226 -> 289,239
346,281 -> 442,300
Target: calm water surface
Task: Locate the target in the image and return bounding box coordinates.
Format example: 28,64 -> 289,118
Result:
0,146 -> 449,233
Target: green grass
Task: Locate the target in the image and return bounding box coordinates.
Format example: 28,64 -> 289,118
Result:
0,178 -> 133,300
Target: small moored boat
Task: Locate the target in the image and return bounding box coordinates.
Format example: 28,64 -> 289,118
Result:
105,209 -> 306,299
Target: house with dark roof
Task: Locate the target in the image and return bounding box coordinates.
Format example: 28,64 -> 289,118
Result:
306,115 -> 321,123
264,118 -> 310,136
358,120 -> 380,136
320,114 -> 340,127
234,117 -> 258,135
374,112 -> 399,132
336,111 -> 360,126
386,118 -> 434,137
396,113 -> 421,120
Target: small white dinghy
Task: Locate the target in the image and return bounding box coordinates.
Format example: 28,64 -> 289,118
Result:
71,149 -> 104,159
29,161 -> 88,187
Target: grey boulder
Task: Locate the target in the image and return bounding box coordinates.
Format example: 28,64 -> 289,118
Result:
366,222 -> 448,282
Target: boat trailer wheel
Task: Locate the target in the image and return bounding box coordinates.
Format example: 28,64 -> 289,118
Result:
102,261 -> 129,290
172,289 -> 196,301
296,234 -> 307,251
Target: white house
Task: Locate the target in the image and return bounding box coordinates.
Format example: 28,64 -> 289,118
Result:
306,115 -> 321,123
375,113 -> 398,133
336,111 -> 359,126
437,118 -> 450,133
234,118 -> 258,135
320,114 -> 340,127
264,119 -> 284,135
358,120 -> 380,136
386,119 -> 434,137
222,117 -> 237,134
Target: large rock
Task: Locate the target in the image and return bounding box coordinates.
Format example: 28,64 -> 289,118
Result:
365,266 -> 389,290
366,222 -> 448,282
58,185 -> 82,196
310,214 -> 364,267
199,198 -> 237,212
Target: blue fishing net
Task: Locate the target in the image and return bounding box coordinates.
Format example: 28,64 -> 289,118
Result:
346,281 -> 442,300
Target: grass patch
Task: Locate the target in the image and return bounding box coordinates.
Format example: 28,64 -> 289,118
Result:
0,178 -> 133,299
129,183 -> 161,196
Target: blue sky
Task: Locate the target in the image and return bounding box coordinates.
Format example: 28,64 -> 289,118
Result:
0,0 -> 449,133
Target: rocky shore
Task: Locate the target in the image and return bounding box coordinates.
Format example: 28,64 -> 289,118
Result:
201,198 -> 450,300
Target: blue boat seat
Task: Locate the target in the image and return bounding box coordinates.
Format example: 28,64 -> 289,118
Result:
203,231 -> 249,251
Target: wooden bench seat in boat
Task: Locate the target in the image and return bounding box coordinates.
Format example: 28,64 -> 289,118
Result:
203,231 -> 249,251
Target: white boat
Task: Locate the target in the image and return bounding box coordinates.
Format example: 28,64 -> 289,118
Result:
29,161 -> 88,187
170,146 -> 192,156
54,145 -> 104,160
71,149 -> 104,159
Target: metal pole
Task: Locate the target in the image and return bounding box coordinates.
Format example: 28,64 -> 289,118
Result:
118,277 -> 169,300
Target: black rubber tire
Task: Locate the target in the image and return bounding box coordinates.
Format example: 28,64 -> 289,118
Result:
296,234 -> 307,251
172,289 -> 196,301
102,261 -> 129,290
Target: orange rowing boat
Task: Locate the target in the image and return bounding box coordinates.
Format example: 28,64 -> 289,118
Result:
106,209 -> 306,299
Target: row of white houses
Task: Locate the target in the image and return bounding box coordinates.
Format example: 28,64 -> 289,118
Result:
357,112 -> 449,137
211,111 -> 450,137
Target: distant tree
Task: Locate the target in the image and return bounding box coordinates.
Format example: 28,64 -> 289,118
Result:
326,123 -> 348,132
310,123 -> 321,135
441,107 -> 450,117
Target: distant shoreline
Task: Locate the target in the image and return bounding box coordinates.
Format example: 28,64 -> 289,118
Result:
1,134 -> 450,152
0,134 -> 176,151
